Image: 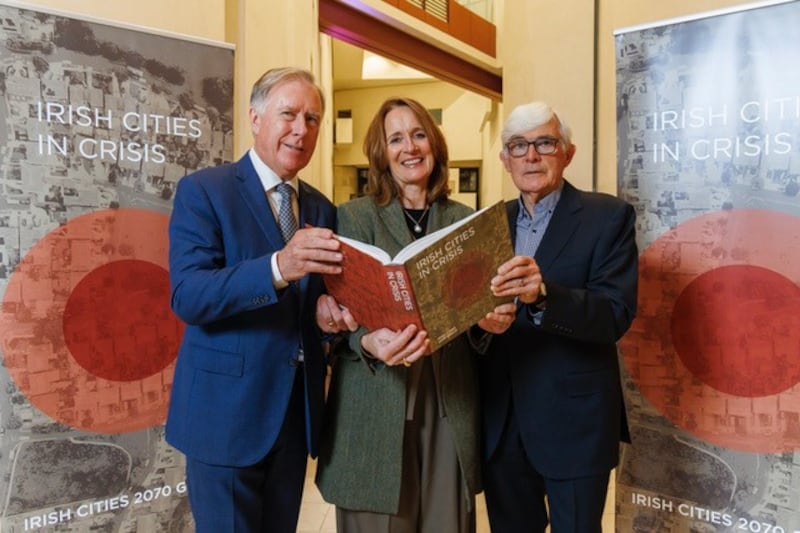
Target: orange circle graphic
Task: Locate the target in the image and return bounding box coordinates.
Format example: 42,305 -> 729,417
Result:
0,208 -> 182,434
621,209 -> 800,453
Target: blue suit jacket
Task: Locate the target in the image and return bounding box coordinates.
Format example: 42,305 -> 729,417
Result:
481,180 -> 638,479
165,154 -> 335,467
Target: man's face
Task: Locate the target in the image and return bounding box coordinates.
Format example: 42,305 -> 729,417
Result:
249,80 -> 322,179
500,116 -> 575,203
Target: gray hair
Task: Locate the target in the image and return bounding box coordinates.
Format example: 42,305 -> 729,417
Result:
501,101 -> 572,147
249,67 -> 325,114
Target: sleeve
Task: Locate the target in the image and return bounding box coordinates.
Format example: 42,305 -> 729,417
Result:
168,175 -> 279,326
531,200 -> 638,344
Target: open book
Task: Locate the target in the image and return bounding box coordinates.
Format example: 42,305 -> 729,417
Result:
323,201 -> 514,351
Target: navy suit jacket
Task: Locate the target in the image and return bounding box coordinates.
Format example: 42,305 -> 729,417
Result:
481,180 -> 638,479
165,154 -> 335,467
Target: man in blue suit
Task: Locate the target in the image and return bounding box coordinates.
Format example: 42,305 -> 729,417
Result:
483,101 -> 638,532
165,67 -> 342,533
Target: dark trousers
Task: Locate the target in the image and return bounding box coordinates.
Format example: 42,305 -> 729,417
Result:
483,406 -> 610,533
336,358 -> 474,532
186,370 -> 307,533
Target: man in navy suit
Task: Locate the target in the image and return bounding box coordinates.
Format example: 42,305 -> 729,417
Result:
165,67 -> 342,533
483,101 -> 638,532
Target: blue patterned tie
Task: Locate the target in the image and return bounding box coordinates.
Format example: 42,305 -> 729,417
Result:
276,182 -> 297,243
278,182 -> 297,242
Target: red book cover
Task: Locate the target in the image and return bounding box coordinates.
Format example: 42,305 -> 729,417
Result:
323,201 -> 514,351
322,242 -> 424,334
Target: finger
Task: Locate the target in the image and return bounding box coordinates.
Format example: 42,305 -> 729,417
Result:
385,327 -> 425,366
341,308 -> 359,331
496,255 -> 532,275
403,342 -> 430,364
298,259 -> 344,276
491,266 -> 532,289
493,302 -> 518,314
294,226 -> 337,241
399,332 -> 430,364
316,296 -> 335,327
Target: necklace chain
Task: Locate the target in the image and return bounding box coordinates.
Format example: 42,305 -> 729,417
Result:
402,205 -> 430,234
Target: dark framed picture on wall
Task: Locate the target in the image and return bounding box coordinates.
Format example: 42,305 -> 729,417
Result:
357,168 -> 369,197
459,167 -> 479,193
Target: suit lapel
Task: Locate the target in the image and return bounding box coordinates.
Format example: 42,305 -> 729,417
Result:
297,181 -> 320,229
379,199 -> 414,252
235,156 -> 285,251
295,181 -> 324,297
535,181 -> 582,273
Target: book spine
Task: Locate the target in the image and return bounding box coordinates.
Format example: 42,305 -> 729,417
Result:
384,267 -> 424,332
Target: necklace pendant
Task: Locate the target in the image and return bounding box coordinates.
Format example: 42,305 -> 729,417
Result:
413,224 -> 422,233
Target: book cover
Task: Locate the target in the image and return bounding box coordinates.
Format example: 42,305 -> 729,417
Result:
323,201 -> 514,351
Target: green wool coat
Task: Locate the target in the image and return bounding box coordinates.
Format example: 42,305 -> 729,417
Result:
315,196 -> 483,515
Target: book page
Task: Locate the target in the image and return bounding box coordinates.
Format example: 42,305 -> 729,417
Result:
336,235 -> 392,264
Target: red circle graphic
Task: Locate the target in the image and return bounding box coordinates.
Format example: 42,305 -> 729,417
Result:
0,208 -> 182,434
442,251 -> 492,309
620,209 -> 800,453
672,264 -> 800,398
64,260 -> 178,382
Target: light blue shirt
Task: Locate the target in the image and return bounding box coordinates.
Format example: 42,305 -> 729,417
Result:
514,182 -> 562,258
514,182 -> 563,324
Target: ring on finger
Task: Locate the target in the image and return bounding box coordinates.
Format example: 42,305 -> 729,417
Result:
402,357 -> 411,367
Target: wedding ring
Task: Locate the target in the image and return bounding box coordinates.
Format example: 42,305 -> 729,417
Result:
402,358 -> 411,367
327,321 -> 335,327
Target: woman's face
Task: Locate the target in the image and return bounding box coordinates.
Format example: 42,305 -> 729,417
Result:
384,106 -> 434,189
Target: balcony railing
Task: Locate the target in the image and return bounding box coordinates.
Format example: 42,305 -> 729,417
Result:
382,0 -> 496,57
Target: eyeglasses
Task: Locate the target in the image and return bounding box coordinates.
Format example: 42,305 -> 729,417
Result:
505,136 -> 561,157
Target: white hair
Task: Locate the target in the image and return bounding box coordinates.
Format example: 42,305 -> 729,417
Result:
501,101 -> 572,147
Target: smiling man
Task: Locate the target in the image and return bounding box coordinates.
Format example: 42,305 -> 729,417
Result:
480,101 -> 639,533
165,67 -> 343,533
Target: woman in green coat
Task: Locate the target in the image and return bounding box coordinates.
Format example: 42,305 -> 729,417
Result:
314,97 -> 517,533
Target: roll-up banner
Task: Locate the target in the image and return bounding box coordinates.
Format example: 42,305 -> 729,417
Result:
0,1 -> 234,530
615,1 -> 800,532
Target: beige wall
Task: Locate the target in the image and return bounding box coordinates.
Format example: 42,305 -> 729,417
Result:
20,0 -> 226,40
498,0 -> 596,197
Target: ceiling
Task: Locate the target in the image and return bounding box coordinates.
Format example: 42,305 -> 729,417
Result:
331,38 -> 441,91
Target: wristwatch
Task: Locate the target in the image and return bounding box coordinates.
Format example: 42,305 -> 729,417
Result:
532,281 -> 547,310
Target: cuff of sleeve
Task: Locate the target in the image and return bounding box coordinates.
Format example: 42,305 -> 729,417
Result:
349,327 -> 382,373
271,251 -> 289,290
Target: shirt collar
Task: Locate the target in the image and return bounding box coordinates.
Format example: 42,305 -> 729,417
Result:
248,148 -> 299,193
517,181 -> 564,220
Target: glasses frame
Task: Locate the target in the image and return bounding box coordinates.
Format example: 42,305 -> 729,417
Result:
505,136 -> 561,158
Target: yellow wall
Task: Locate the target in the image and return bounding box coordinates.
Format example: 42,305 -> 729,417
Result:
498,0 -> 596,197
19,0 -> 226,40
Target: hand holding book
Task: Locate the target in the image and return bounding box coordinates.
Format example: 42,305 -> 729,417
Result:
489,255 -> 545,305
322,201 -> 516,352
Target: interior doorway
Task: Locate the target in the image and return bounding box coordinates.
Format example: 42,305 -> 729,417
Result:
328,38 -> 489,209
